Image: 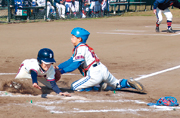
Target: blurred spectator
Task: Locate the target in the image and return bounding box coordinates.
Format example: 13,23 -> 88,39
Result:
14,0 -> 24,14
54,0 -> 66,19
101,0 -> 109,15
89,0 -> 101,17
65,0 -> 76,17
1,0 -> 6,6
37,0 -> 56,20
74,0 -> 86,18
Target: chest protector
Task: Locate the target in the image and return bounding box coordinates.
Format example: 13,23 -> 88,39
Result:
72,44 -> 100,76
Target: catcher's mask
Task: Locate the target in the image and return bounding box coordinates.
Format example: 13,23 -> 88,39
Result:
37,48 -> 56,64
71,27 -> 90,43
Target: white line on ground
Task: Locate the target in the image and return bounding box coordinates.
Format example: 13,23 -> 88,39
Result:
97,32 -> 179,36
0,73 -> 80,75
113,30 -> 146,32
35,99 -> 180,114
1,91 -> 180,113
145,24 -> 180,28
0,73 -> 16,75
49,108 -> 151,114
135,65 -> 180,81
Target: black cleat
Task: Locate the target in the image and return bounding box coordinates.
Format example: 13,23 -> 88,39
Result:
155,27 -> 160,32
167,27 -> 175,33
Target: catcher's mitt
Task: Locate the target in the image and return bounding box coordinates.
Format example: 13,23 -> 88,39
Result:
54,66 -> 61,82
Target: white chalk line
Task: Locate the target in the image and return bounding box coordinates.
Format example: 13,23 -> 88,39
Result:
0,73 -> 80,75
97,32 -> 180,36
33,99 -> 180,114
1,91 -> 180,114
145,26 -> 180,28
135,65 -> 180,81
113,30 -> 146,32
0,73 -> 16,75
145,24 -> 180,28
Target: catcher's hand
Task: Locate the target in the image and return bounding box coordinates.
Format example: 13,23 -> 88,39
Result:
54,66 -> 61,82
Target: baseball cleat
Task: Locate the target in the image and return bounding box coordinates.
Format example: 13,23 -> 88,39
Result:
167,27 -> 175,33
127,78 -> 145,93
155,27 -> 159,32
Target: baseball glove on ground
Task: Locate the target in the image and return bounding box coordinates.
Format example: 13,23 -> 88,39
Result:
55,66 -> 61,82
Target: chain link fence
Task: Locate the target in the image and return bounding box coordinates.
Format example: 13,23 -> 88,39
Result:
0,0 -> 155,23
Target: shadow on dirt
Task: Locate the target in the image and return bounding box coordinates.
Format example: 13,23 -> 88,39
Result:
161,30 -> 180,33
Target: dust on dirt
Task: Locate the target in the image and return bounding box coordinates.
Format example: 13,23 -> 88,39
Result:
0,79 -> 52,95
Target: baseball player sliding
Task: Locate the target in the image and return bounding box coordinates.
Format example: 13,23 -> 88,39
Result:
153,0 -> 180,33
15,48 -> 71,97
56,27 -> 145,93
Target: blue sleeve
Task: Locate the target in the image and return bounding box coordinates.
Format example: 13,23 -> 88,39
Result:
58,57 -> 73,69
60,61 -> 82,74
50,81 -> 62,94
30,70 -> 38,84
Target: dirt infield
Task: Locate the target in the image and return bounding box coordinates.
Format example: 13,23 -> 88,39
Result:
0,14 -> 180,117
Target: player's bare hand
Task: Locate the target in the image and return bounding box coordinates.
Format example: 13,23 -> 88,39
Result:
32,83 -> 41,89
59,92 -> 71,97
153,9 -> 156,14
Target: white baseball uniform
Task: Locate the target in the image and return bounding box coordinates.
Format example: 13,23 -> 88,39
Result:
70,43 -> 120,91
65,0 -> 75,13
36,0 -> 55,18
15,59 -> 55,88
55,2 -> 66,18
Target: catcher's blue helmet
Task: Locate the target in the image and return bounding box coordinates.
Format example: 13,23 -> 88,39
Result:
71,27 -> 90,43
37,48 -> 56,64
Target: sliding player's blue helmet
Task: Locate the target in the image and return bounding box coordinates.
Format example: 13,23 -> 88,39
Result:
71,27 -> 90,43
37,48 -> 56,64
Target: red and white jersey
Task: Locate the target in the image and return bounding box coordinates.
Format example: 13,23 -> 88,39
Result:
16,59 -> 55,81
73,43 -> 99,69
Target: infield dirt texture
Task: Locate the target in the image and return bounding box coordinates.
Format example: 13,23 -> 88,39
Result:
0,10 -> 180,118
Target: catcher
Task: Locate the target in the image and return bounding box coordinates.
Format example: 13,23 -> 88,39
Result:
15,48 -> 71,97
56,27 -> 145,93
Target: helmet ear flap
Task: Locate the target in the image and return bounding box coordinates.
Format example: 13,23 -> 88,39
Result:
37,57 -> 42,64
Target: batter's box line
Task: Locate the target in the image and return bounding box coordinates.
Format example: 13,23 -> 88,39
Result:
113,30 -> 146,32
97,32 -> 180,36
114,29 -> 180,34
34,99 -> 180,114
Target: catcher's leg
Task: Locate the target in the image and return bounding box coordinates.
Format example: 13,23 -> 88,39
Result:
118,78 -> 145,93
